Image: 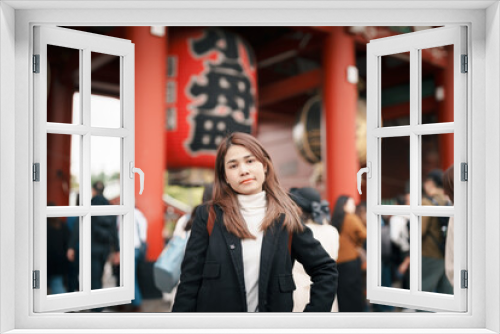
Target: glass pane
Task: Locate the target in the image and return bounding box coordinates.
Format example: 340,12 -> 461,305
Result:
421,45 -> 454,124
47,134 -> 81,206
421,133 -> 454,205
47,45 -> 80,124
47,215 -> 81,294
91,214 -> 120,291
90,136 -> 121,205
420,215 -> 453,295
381,136 -> 410,204
381,52 -> 410,127
91,52 -> 121,128
380,214 -> 410,290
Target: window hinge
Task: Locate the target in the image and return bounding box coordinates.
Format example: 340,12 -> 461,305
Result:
33,54 -> 40,73
33,163 -> 40,182
33,270 -> 40,289
461,270 -> 468,289
461,54 -> 468,73
461,162 -> 468,181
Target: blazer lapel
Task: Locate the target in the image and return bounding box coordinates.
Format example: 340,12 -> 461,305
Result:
258,214 -> 284,308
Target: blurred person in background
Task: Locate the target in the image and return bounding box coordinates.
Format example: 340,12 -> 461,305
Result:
421,169 -> 453,294
162,183 -> 214,307
289,187 -> 340,312
390,194 -> 411,290
331,196 -> 367,312
66,195 -> 80,292
67,181 -> 120,302
128,207 -> 148,311
443,165 -> 455,287
47,203 -> 70,295
355,201 -> 368,310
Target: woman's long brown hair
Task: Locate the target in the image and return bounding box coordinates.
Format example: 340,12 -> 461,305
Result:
213,132 -> 303,239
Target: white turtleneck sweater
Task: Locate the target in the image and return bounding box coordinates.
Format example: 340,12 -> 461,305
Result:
237,191 -> 267,312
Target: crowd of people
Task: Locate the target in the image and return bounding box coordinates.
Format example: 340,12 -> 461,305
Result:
47,132 -> 455,313
46,181 -> 148,312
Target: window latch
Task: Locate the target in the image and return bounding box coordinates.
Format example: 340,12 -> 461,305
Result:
357,162 -> 372,195
129,162 -> 145,195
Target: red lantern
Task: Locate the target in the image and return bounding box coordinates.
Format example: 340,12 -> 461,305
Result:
166,28 -> 258,169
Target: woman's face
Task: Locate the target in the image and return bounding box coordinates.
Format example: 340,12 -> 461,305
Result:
224,145 -> 266,195
344,198 -> 356,214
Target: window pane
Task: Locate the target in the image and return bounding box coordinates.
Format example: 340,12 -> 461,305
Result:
91,52 -> 121,128
47,45 -> 80,124
421,133 -> 454,205
47,134 -> 81,206
47,216 -> 81,294
381,136 -> 410,204
91,214 -> 120,291
90,136 -> 121,205
421,45 -> 454,124
420,215 -> 453,295
381,52 -> 410,127
381,214 -> 410,290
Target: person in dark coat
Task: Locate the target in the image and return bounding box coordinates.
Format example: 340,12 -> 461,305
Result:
172,132 -> 338,312
47,214 -> 70,294
67,181 -> 120,292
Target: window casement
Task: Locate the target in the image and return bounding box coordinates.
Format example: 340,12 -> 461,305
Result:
365,26 -> 467,312
33,26 -> 137,312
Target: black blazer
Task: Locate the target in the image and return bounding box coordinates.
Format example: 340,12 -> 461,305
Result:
172,204 -> 338,312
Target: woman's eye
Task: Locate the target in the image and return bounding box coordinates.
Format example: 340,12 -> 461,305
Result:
229,165 -> 236,169
247,159 -> 254,164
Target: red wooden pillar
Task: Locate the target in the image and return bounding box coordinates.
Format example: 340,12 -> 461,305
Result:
322,27 -> 360,207
47,73 -> 73,206
125,27 -> 167,261
437,44 -> 454,171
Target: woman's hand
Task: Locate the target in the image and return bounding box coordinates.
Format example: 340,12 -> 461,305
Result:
67,248 -> 75,262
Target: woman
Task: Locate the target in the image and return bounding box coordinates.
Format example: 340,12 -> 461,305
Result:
289,187 -> 340,312
331,195 -> 367,312
172,132 -> 338,312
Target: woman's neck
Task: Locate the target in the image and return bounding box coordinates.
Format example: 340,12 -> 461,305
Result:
237,191 -> 267,211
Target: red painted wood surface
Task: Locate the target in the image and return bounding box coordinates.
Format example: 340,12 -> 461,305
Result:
126,27 -> 168,261
322,27 -> 360,207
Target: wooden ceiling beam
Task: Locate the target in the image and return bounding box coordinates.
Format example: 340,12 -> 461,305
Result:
259,69 -> 322,108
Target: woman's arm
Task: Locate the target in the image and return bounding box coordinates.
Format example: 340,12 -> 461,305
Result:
171,205 -> 210,312
350,214 -> 367,247
291,225 -> 338,312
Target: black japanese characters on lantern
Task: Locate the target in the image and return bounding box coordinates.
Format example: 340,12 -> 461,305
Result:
187,28 -> 256,153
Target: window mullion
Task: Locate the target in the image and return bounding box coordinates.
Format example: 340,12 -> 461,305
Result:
409,47 -> 420,295
82,47 -> 92,294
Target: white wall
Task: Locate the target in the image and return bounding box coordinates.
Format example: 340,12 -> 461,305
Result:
485,2 -> 500,333
0,2 -> 16,333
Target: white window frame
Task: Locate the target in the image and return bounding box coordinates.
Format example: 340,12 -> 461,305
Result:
33,25 -> 136,312
366,26 -> 468,312
1,2 -> 498,334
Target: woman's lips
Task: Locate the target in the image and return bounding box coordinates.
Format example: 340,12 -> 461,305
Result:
241,178 -> 254,184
